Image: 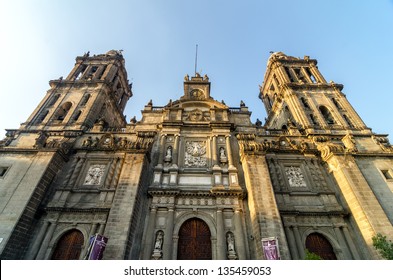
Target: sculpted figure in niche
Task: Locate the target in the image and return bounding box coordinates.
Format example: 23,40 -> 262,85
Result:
154,231 -> 164,250
82,136 -> 92,147
164,146 -> 172,162
219,147 -> 227,164
219,147 -> 226,158
227,232 -> 236,254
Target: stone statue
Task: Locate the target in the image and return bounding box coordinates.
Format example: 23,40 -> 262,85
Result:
256,118 -> 262,127
164,146 -> 172,162
184,74 -> 189,81
240,100 -> 246,107
226,232 -> 237,259
154,231 -> 163,250
82,136 -> 92,147
227,233 -> 235,252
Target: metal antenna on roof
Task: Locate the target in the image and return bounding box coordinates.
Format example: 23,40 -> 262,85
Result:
194,44 -> 198,76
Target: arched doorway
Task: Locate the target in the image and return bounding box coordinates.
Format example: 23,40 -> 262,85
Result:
306,232 -> 337,260
177,218 -> 212,260
51,229 -> 84,260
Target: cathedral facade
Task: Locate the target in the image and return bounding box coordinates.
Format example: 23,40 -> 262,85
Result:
0,51 -> 392,260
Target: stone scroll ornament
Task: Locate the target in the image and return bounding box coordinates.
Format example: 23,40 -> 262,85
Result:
84,165 -> 106,185
285,166 -> 307,187
184,141 -> 207,167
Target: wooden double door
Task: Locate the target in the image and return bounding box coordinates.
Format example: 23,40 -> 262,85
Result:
177,218 -> 212,260
51,230 -> 84,260
306,233 -> 337,260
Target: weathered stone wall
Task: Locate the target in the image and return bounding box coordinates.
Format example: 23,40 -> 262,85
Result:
103,153 -> 149,259
241,153 -> 290,259
0,151 -> 64,259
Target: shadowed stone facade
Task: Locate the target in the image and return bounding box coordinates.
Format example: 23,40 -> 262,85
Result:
0,51 -> 392,260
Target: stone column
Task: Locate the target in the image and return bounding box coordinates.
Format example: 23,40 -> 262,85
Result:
163,207 -> 175,260
233,208 -> 246,259
216,208 -> 226,259
172,236 -> 179,260
157,134 -> 167,167
333,225 -> 351,259
321,153 -> 393,258
68,157 -> 86,187
143,206 -> 158,259
62,157 -> 79,186
81,223 -> 99,258
212,135 -> 218,167
293,226 -> 304,259
98,223 -> 106,235
36,222 -> 57,260
225,135 -> 234,168
110,157 -> 123,189
172,134 -> 180,167
103,158 -> 116,189
342,226 -> 361,259
284,226 -> 299,259
26,221 -> 50,259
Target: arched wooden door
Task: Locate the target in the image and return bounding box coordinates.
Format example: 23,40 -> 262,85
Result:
51,229 -> 84,260
306,233 -> 337,260
177,218 -> 212,260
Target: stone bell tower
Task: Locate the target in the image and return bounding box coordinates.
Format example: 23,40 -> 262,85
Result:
21,50 -> 132,132
259,52 -> 369,135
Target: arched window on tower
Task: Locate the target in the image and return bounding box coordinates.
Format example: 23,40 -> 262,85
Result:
309,114 -> 318,126
267,95 -> 272,107
319,106 -> 335,124
301,97 -> 310,109
75,65 -> 87,80
71,110 -> 82,123
35,110 -> 49,124
48,94 -> 60,107
54,102 -> 72,121
80,94 -> 91,106
343,114 -> 355,128
331,98 -> 342,110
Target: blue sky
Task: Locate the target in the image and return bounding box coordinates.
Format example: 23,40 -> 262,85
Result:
1,0 -> 393,137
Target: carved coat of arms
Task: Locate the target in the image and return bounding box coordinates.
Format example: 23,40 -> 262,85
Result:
285,166 -> 307,187
84,164 -> 106,185
184,141 -> 207,167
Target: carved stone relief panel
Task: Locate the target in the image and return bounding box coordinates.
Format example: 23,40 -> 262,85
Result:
285,166 -> 307,187
84,164 -> 106,185
183,109 -> 210,122
184,141 -> 207,167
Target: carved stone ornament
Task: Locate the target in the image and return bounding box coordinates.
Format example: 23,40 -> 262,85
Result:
285,166 -> 307,187
190,89 -> 205,100
184,141 -> 207,167
84,164 -> 106,185
183,109 -> 210,122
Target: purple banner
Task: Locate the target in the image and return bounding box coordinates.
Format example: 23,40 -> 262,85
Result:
87,234 -> 108,260
262,237 -> 280,260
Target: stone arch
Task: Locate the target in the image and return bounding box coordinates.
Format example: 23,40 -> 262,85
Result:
80,93 -> 91,106
173,211 -> 217,259
302,228 -> 342,259
50,229 -> 85,260
319,105 -> 336,124
173,211 -> 217,238
48,224 -> 89,260
54,101 -> 73,121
